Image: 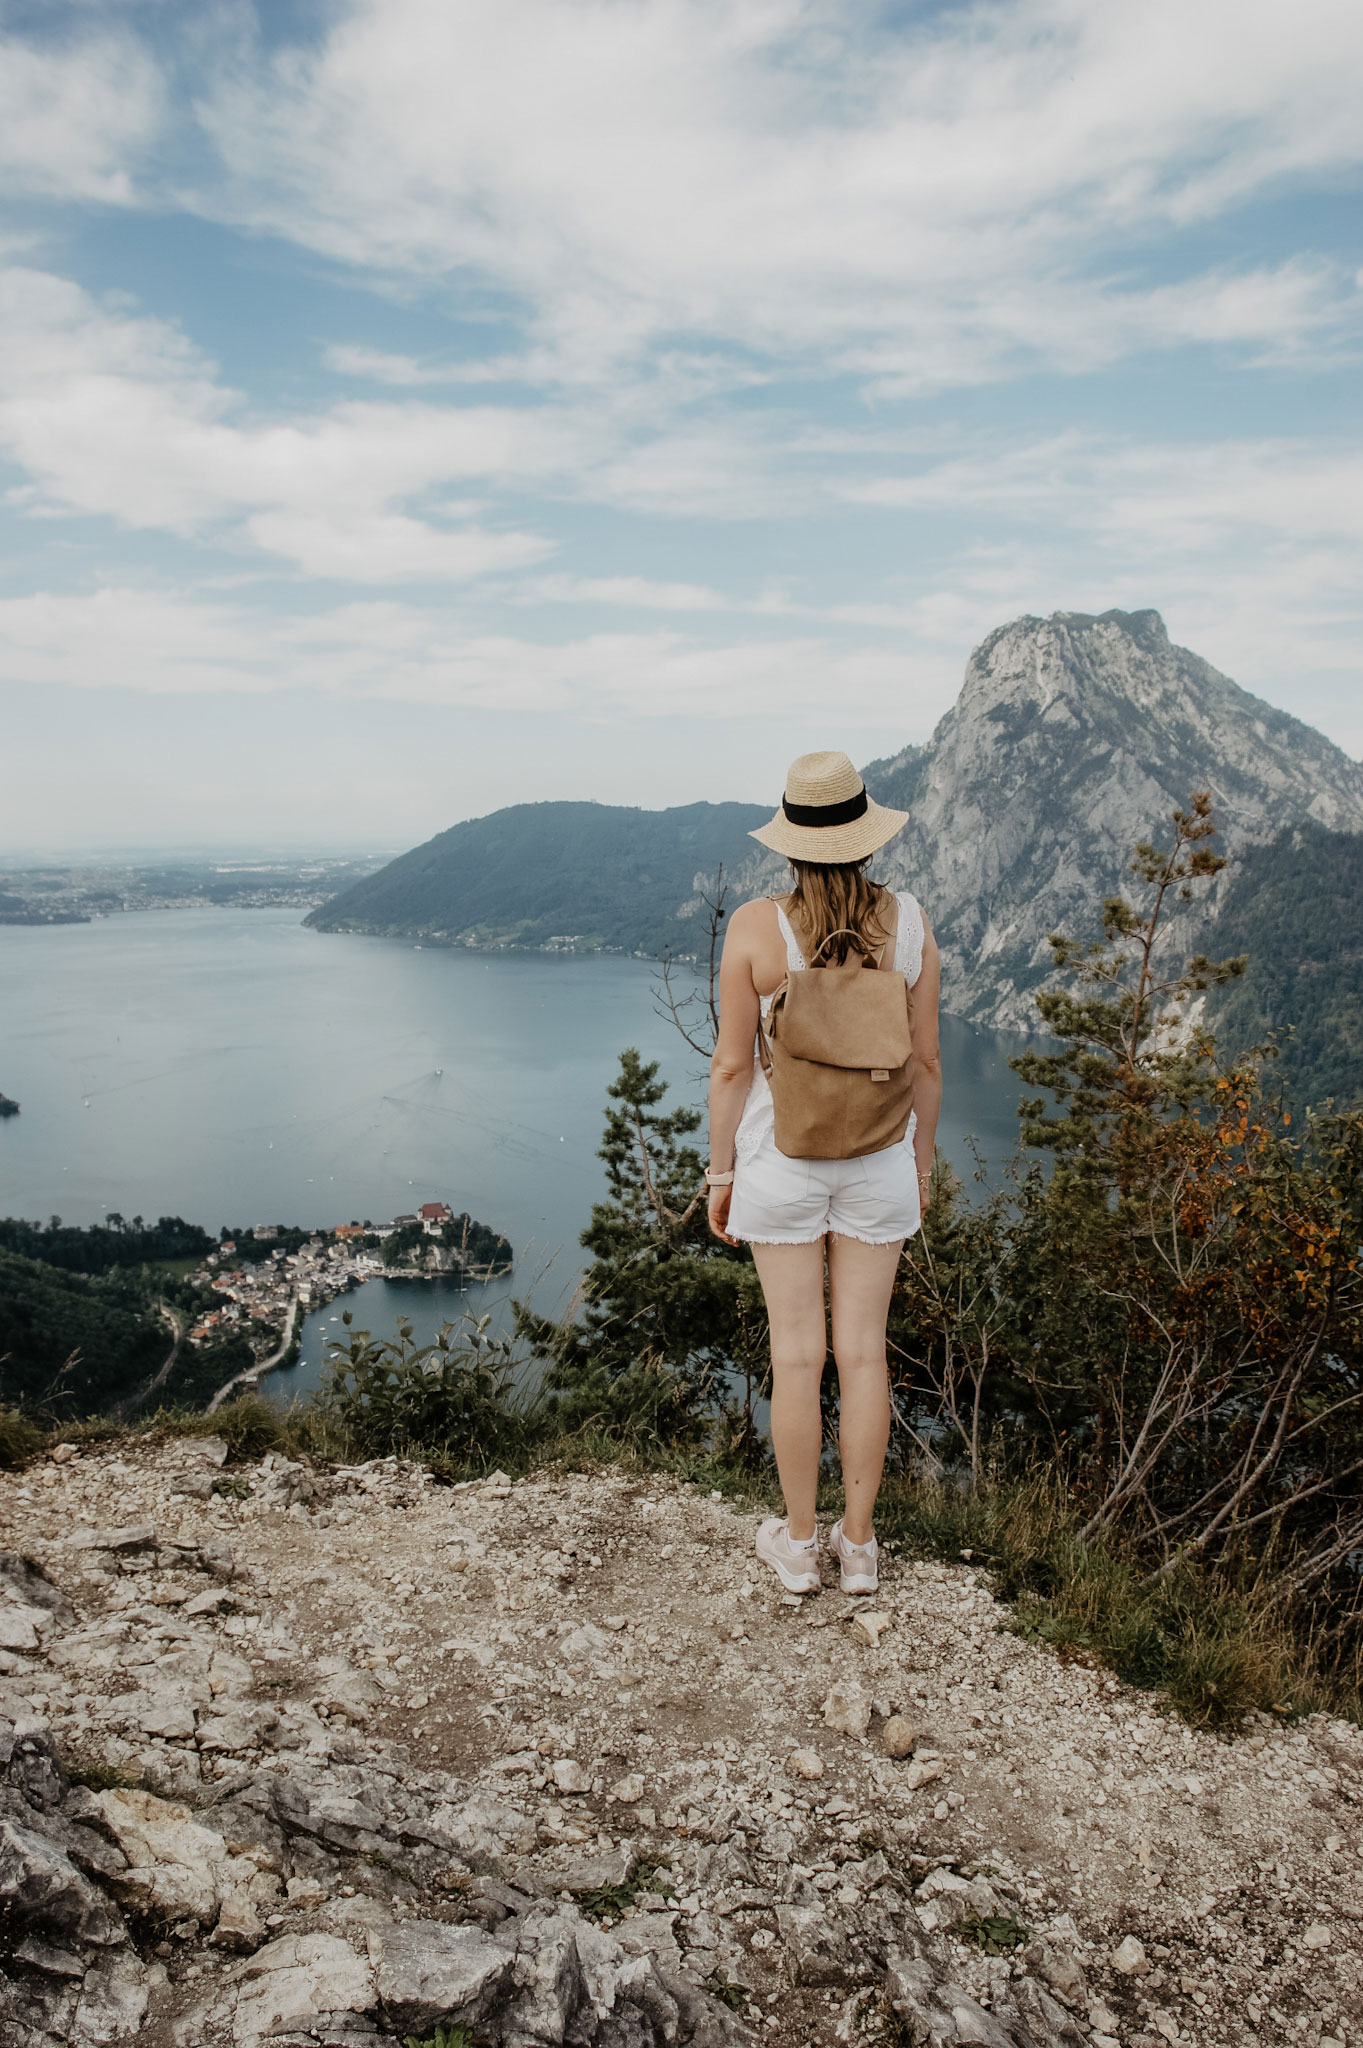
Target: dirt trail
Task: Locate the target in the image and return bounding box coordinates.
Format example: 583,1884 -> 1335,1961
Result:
0,1441 -> 1359,2048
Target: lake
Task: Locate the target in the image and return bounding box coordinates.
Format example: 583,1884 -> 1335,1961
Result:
0,908 -> 1032,1400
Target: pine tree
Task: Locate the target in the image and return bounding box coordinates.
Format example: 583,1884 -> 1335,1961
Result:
516,1050 -> 768,1451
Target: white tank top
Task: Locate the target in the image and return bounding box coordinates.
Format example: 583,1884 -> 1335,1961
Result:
734,891 -> 925,1159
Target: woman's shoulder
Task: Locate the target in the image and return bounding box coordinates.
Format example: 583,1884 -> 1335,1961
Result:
728,894 -> 784,932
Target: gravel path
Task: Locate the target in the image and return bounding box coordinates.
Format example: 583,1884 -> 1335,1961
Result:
0,1439 -> 1359,2047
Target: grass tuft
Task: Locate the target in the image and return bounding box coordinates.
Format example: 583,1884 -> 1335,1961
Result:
62,1754 -> 143,1793
873,1467 -> 1359,1729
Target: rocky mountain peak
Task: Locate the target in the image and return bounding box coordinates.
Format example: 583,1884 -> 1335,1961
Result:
859,609 -> 1363,1032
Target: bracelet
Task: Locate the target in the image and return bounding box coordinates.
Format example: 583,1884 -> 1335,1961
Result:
705,1169 -> 735,1188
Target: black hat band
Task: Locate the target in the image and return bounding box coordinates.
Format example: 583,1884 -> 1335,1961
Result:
781,787 -> 869,828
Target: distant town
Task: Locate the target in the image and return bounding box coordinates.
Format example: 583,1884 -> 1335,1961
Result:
186,1203 -> 514,1360
0,855 -> 389,925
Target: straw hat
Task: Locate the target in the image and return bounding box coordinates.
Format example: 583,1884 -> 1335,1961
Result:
750,750 -> 909,863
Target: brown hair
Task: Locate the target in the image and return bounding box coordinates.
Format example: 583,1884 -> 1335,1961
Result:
787,858 -> 889,968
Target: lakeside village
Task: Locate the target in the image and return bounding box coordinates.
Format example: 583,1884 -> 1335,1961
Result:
184,1202 -> 514,1354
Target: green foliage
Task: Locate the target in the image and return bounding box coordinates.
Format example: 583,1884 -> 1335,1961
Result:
438,1212 -> 513,1269
875,1465 -> 1348,1727
0,1247 -> 169,1415
888,795 -> 1363,1709
317,1311 -> 541,1473
305,799 -> 770,958
0,1408 -> 42,1468
1211,821 -> 1363,1110
62,1755 -> 142,1793
959,1912 -> 1033,1955
516,1050 -> 768,1454
152,1396 -> 288,1463
572,1856 -> 662,1921
707,1973 -> 746,2010
382,1222 -> 427,1267
0,1213 -> 213,1275
1011,791 -> 1246,1176
403,2027 -> 478,2048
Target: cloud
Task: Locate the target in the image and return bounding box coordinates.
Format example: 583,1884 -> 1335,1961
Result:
186,0 -> 1363,388
0,264 -> 568,579
0,27 -> 161,202
0,583 -> 934,725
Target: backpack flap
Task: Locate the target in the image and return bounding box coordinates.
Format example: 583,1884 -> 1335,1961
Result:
775,963 -> 913,1071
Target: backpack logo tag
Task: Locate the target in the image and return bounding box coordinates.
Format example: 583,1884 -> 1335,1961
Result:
870,1069 -> 890,1083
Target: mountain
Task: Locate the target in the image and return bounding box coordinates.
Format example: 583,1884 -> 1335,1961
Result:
1212,821 -> 1363,1106
304,799 -> 771,958
305,609 -> 1363,1098
852,608 -> 1363,1032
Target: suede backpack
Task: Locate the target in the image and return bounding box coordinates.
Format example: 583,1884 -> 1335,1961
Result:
758,896 -> 915,1160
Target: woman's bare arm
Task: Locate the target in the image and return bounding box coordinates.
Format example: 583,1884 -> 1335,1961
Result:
909,913 -> 943,1206
706,902 -> 764,1244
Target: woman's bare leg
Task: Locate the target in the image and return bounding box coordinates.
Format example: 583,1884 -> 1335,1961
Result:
749,1239 -> 828,1541
826,1235 -> 902,1545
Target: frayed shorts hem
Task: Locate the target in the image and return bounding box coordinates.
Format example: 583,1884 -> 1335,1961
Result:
730,1227 -> 915,1247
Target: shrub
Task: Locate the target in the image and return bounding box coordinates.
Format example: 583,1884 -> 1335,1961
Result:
316,1311 -> 541,1474
516,1050 -> 768,1457
885,797 -> 1363,1689
0,1406 -> 42,1468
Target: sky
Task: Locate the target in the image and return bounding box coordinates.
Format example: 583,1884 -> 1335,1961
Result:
1,0 -> 1361,854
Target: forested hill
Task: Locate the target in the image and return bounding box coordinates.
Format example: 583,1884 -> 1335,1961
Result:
1211,822 -> 1363,1107
304,799 -> 771,957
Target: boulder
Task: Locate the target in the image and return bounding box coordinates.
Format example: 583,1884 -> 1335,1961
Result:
368,1918 -> 516,2035
0,1814 -> 125,1948
172,1932 -> 375,2048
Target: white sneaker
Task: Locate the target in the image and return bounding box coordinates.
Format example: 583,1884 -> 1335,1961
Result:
829,1520 -> 879,1594
756,1517 -> 821,1594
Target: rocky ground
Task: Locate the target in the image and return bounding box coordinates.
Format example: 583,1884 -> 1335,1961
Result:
0,1437 -> 1359,2048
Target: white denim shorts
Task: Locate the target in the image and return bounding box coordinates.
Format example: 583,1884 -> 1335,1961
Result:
727,1132 -> 921,1246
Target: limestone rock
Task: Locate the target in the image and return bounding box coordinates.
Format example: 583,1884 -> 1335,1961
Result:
172,1931 -> 374,2048
788,1748 -> 825,1780
1111,1933 -> 1148,1975
368,1917 -> 515,2034
850,1611 -> 890,1648
0,1608 -> 41,1652
552,1757 -> 592,1794
822,1683 -> 870,1738
904,1756 -> 947,1792
136,1697 -> 197,1742
0,1812 -> 125,1948
775,1898 -> 863,1985
70,1526 -> 155,1555
0,1553 -> 75,1626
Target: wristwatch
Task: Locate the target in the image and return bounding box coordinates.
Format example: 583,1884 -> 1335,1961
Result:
705,1168 -> 735,1187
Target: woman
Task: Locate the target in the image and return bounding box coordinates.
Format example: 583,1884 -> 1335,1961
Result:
706,751 -> 941,1595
